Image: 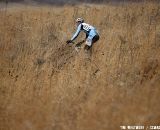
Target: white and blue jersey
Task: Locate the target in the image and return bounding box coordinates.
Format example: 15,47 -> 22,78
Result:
71,23 -> 99,43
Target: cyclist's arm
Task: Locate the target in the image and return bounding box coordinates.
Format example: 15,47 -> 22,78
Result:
71,24 -> 81,41
85,33 -> 89,39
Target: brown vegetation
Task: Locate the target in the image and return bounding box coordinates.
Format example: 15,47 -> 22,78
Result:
0,2 -> 160,130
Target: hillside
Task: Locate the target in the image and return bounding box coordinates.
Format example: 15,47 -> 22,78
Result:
0,2 -> 160,130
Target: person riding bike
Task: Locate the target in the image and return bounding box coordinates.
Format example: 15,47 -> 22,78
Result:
66,18 -> 99,51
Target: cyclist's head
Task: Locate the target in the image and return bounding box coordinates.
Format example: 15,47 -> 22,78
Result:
76,18 -> 84,25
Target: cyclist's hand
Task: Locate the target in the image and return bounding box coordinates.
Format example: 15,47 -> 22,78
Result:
66,40 -> 72,44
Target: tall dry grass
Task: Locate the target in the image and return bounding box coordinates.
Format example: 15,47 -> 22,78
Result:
0,2 -> 160,130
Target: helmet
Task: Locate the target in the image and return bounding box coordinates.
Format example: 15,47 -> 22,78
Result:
76,18 -> 84,23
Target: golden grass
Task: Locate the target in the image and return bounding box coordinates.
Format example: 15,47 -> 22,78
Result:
0,2 -> 160,130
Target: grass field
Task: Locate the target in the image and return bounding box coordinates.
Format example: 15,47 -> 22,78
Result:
0,2 -> 160,130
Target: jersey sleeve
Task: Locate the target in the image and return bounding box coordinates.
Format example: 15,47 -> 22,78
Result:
71,24 -> 82,41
